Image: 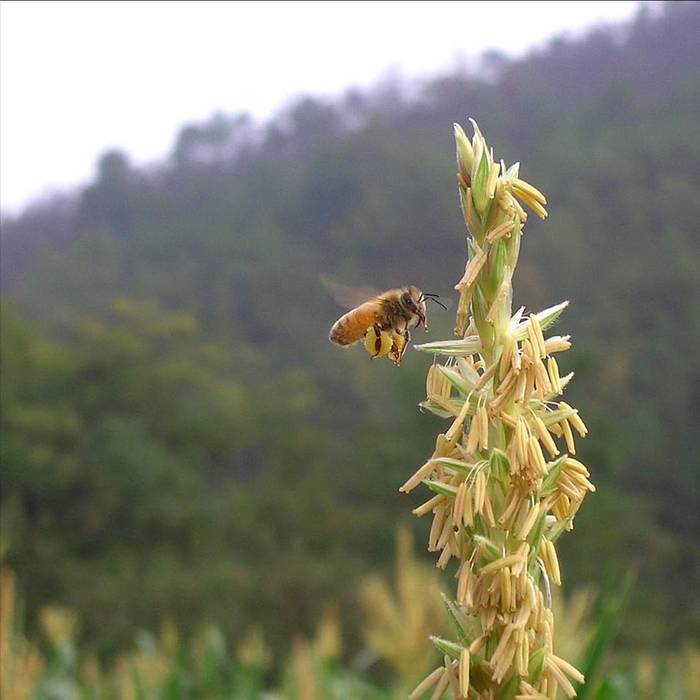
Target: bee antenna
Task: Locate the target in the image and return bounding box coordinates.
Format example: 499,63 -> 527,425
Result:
425,296 -> 448,310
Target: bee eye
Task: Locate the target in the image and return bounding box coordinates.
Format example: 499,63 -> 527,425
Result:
402,293 -> 412,305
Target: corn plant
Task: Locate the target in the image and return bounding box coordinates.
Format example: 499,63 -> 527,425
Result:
402,120 -> 595,699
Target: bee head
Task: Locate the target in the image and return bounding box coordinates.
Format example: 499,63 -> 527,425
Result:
400,286 -> 427,327
400,286 -> 422,311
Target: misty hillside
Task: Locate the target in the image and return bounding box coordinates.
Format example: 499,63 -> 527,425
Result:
2,1 -> 699,655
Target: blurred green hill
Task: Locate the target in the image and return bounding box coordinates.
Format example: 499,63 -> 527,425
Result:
1,1 -> 699,659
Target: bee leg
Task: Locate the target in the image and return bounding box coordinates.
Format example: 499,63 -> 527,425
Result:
395,329 -> 411,365
373,324 -> 383,356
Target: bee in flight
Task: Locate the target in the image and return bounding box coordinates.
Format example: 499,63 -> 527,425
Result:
327,282 -> 446,365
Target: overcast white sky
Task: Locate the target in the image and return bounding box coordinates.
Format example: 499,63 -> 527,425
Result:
1,1 -> 639,214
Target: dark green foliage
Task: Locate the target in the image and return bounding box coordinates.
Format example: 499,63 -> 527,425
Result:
1,1 -> 699,658
576,572 -> 635,699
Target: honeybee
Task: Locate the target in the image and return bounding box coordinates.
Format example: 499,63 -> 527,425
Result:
328,284 -> 445,365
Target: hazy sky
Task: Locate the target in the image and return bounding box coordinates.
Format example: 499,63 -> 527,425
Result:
1,1 -> 638,213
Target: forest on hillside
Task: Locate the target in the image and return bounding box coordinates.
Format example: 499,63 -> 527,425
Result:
1,0 -> 699,667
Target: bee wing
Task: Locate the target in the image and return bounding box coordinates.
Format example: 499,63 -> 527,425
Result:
320,275 -> 382,309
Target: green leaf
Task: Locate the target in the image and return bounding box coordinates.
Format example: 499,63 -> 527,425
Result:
547,520 -> 568,544
593,676 -> 631,700
539,407 -> 577,427
592,669 -> 640,700
488,239 -> 507,295
438,364 -> 474,393
472,150 -> 490,214
415,336 -> 481,356
540,455 -> 568,495
430,635 -> 463,660
454,122 -> 474,175
472,534 -> 501,561
527,511 -> 548,567
472,283 -> 494,347
506,214 -> 522,269
425,480 -> 458,498
485,630 -> 499,660
512,301 -> 569,340
441,593 -> 470,647
489,449 -> 511,480
419,400 -> 457,419
498,674 -> 519,699
575,572 -> 636,700
528,647 -> 545,683
432,457 -> 477,475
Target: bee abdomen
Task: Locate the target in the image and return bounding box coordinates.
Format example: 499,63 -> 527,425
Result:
329,304 -> 378,346
328,318 -> 349,345
329,314 -> 359,346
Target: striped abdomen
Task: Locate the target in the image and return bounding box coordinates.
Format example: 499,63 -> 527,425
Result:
329,301 -> 380,346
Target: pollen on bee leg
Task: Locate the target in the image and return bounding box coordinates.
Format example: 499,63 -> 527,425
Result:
389,331 -> 408,365
364,326 -> 392,359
